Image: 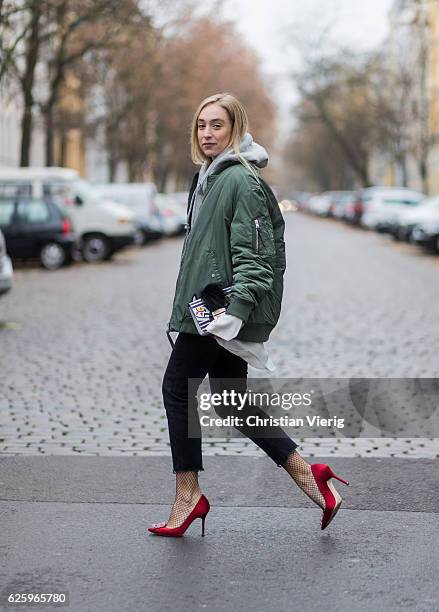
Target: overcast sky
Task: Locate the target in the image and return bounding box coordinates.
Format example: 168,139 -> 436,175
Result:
217,0 -> 393,73
200,0 -> 394,134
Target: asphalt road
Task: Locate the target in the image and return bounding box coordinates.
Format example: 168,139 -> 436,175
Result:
0,456 -> 438,612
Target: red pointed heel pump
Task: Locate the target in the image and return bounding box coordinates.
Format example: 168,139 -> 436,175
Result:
148,494 -> 210,537
310,464 -> 350,530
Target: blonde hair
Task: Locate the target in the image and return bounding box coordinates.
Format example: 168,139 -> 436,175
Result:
190,92 -> 259,178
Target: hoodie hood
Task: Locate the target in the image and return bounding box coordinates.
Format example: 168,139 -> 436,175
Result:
217,132 -> 269,170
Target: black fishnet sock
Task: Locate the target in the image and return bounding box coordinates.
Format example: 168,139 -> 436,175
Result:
165,471 -> 203,529
282,450 -> 325,509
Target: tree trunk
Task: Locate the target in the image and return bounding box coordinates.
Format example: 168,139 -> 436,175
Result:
158,167 -> 169,192
20,0 -> 41,166
395,152 -> 408,188
420,156 -> 428,195
313,95 -> 371,187
45,103 -> 55,166
59,125 -> 67,166
108,155 -> 117,182
20,98 -> 33,167
128,160 -> 136,183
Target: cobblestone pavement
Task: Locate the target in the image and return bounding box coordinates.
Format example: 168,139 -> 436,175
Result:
1,212 -> 438,458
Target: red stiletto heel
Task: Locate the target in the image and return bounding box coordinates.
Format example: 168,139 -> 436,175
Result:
310,464 -> 350,530
148,494 -> 210,537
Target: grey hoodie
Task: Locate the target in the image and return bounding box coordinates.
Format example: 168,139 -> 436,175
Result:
189,132 -> 269,228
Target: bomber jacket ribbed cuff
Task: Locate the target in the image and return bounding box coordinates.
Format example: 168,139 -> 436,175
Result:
226,297 -> 254,323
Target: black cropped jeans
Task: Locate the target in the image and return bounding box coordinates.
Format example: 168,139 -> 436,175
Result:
162,332 -> 298,473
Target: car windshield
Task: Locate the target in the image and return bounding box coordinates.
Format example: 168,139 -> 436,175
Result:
0,200 -> 15,226
0,182 -> 32,199
17,199 -> 50,223
47,179 -> 104,207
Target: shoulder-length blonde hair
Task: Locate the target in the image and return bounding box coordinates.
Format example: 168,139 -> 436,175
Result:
190,92 -> 249,165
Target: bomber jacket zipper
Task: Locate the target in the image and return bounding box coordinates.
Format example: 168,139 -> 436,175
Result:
255,218 -> 260,253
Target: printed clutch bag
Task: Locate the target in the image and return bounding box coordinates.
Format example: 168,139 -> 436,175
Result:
188,286 -> 233,335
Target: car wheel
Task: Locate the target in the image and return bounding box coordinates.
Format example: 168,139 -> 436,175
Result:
82,235 -> 110,262
40,243 -> 66,270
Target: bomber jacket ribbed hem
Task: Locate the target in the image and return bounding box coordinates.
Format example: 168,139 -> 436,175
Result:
168,318 -> 275,342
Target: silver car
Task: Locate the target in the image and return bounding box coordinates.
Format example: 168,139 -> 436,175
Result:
0,228 -> 13,295
360,187 -> 426,231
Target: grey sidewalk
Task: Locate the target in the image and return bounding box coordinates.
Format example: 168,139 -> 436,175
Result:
1,456 -> 438,612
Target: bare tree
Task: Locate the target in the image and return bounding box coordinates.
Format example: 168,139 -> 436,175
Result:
150,14 -> 276,189
37,0 -> 142,166
293,54 -> 383,187
283,103 -> 357,192
19,0 -> 42,165
0,0 -> 31,83
0,0 -> 46,165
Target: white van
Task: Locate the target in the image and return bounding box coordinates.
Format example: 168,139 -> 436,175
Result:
0,167 -> 137,262
94,182 -> 163,244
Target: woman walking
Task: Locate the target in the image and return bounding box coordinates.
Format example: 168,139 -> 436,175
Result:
148,93 -> 349,537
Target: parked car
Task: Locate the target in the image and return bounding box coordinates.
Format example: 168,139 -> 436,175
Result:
285,191 -> 313,211
330,191 -> 355,219
0,168 -> 137,262
307,191 -> 350,217
155,193 -> 187,236
0,228 -> 13,294
389,195 -> 439,242
0,197 -> 76,269
411,208 -> 439,253
94,182 -> 162,245
342,191 -> 365,225
307,193 -> 331,215
360,187 -> 425,231
332,192 -> 354,220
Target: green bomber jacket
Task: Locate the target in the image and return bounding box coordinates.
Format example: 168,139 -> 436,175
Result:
166,160 -> 286,342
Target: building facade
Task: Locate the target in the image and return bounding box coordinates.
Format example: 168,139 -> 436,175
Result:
377,0 -> 439,195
